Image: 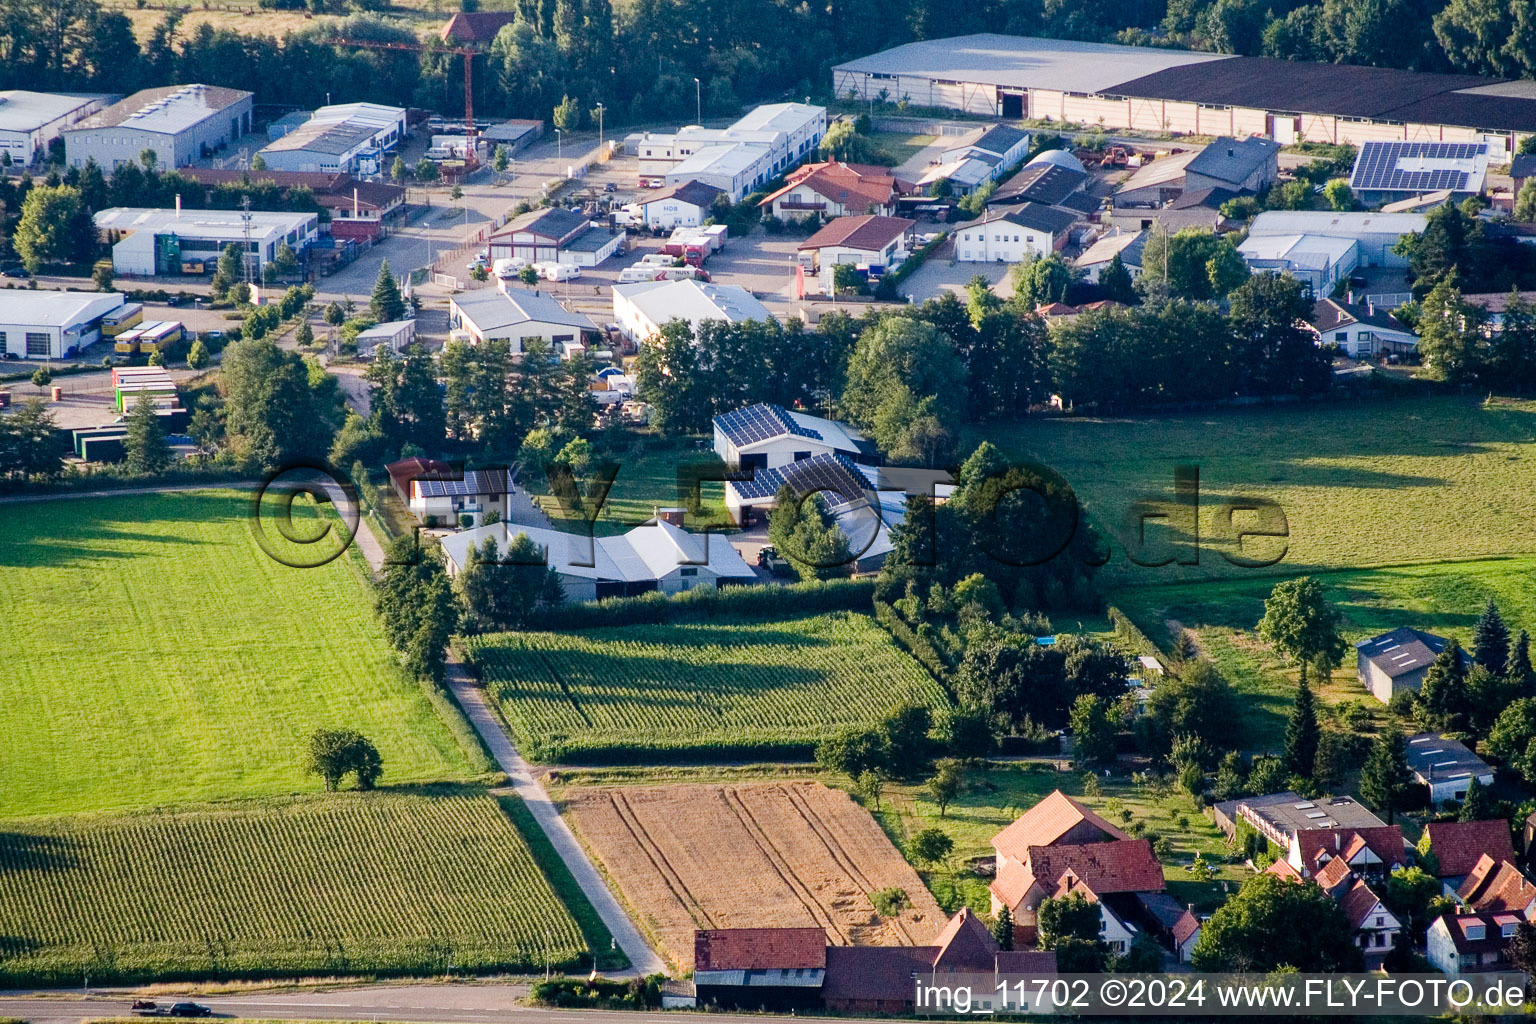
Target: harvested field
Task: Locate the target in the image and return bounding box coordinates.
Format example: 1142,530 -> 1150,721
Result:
564,782 -> 945,970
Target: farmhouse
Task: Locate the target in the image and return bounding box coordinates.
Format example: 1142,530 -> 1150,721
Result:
712,403 -> 877,470
1309,298 -> 1418,358
954,202 -> 1076,263
0,91 -> 109,166
386,457 -> 515,528
1423,820 -> 1517,886
833,34 -> 1536,155
1076,231 -> 1146,283
1237,232 -> 1359,296
1355,626 -> 1464,702
488,208 -> 624,267
1245,211 -> 1427,268
1456,855 -> 1536,917
1287,825 -> 1407,882
95,207 -> 319,277
797,215 -> 915,294
65,85 -> 253,170
631,180 -> 726,230
1427,912 -> 1519,974
692,928 -> 826,1011
1406,733 -> 1495,804
449,289 -> 596,358
175,169 -> 407,243
1349,141 -> 1490,205
438,518 -> 760,600
0,291 -> 125,359
611,279 -> 774,343
760,163 -> 906,220
257,102 -> 406,176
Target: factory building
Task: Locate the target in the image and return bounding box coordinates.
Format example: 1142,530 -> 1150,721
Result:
64,85 -> 253,170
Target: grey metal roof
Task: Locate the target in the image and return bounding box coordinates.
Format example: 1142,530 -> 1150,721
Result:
832,33 -> 1232,95
0,91 -> 108,133
563,225 -> 622,252
70,84 -> 250,136
1356,626 -> 1456,678
1184,135 -> 1279,187
959,201 -> 1077,235
452,289 -> 596,333
1406,733 -> 1492,783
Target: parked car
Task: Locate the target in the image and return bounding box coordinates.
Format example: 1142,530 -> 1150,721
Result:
756,544 -> 792,577
603,181 -> 617,193
0,265 -> 30,278
493,256 -> 530,279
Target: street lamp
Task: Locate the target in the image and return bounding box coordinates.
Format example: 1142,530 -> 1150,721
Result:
693,77 -> 701,125
595,102 -> 605,153
555,128 -> 563,162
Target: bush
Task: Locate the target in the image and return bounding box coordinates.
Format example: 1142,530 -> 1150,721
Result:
521,576 -> 875,630
529,977 -> 661,1009
869,886 -> 910,917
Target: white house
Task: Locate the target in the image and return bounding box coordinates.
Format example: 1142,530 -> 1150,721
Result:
386,458 -> 514,529
438,517 -> 760,602
95,207 -> 318,277
1171,910 -> 1201,963
1309,298 -> 1417,358
759,162 -> 904,220
631,180 -> 724,230
939,124 -> 1030,182
1237,233 -> 1359,296
1076,230 -> 1146,283
1405,733 -> 1495,804
954,202 -> 1076,263
0,291 -> 125,359
611,279 -> 774,343
797,214 -> 915,294
0,91 -> 109,166
1427,912 -> 1518,975
712,403 -> 878,470
449,289 -> 596,358
1245,211 -> 1427,268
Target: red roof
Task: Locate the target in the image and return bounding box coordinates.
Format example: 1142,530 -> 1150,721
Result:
990,859 -> 1034,910
1336,878 -> 1386,931
1266,858 -> 1303,881
439,10 -> 519,42
930,908 -> 998,972
1426,820 -> 1517,879
992,790 -> 1129,864
1315,854 -> 1354,894
1438,911 -> 1520,954
995,949 -> 1058,973
798,214 -> 914,253
822,945 -> 936,1004
1172,909 -> 1201,946
760,163 -> 901,214
385,456 -> 453,497
1458,856 -> 1536,914
693,927 -> 827,971
1026,840 -> 1166,897
1297,826 -> 1406,876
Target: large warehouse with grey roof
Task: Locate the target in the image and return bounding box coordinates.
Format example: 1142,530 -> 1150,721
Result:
834,34 -> 1536,154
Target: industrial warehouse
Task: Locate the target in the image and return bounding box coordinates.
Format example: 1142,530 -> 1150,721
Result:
832,34 -> 1536,155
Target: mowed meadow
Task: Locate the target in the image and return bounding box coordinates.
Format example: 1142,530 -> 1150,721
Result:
986,396 -> 1536,584
466,612 -> 951,763
0,490 -> 485,818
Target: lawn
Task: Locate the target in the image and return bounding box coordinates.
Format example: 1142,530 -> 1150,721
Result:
465,611 -> 952,763
849,763 -> 1247,918
981,396 -> 1536,586
1111,555 -> 1536,753
864,131 -> 938,169
527,438 -> 732,537
0,490 -> 487,819
0,785 -> 594,985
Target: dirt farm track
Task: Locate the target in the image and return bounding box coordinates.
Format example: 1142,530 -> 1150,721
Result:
563,782 -> 946,970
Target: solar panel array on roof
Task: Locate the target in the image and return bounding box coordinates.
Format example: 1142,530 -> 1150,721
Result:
731,452 -> 870,503
714,403 -> 821,448
415,468 -> 512,498
1349,141 -> 1487,193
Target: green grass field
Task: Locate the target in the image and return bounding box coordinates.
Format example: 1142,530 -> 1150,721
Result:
1112,555 -> 1536,752
0,786 -> 591,985
983,396 -> 1536,585
529,440 -> 732,537
466,612 -> 952,763
0,490 -> 486,819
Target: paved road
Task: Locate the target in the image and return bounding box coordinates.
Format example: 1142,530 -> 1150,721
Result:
444,665 -> 667,977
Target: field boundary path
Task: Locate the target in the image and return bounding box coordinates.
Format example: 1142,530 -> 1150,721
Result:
445,661 -> 667,978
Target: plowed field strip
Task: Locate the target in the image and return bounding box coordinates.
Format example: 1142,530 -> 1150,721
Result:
609,791 -> 714,930
722,786 -> 846,943
780,784 -> 913,944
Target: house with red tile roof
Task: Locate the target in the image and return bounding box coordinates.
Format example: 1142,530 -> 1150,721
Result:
1457,855 -> 1536,918
1287,825 -> 1407,880
1171,909 -> 1202,963
1427,911 -> 1521,974
1331,877 -> 1402,968
796,214 -> 915,296
693,926 -> 827,1010
992,790 -> 1129,865
1424,820 -> 1517,884
759,162 -> 910,221
439,10 -> 519,43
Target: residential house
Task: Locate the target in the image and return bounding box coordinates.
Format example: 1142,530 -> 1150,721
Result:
941,124 -> 1031,180
988,790 -> 1164,950
1171,909 -> 1201,963
1245,211 -> 1427,268
1462,290 -> 1536,328
759,162 -> 906,221
1237,232 -> 1360,296
1349,140 -> 1489,206
1356,626 -> 1465,703
1236,794 -> 1388,852
1288,825 -> 1407,881
386,458 -> 514,528
610,279 -> 774,343
449,289 -> 596,358
1183,136 -> 1281,194
1313,857 -> 1402,966
797,214 -> 915,295
692,927 -> 826,1011
1457,855 -> 1536,918
1423,819 -> 1517,891
1076,231 -> 1146,283
487,207 -> 623,267
1406,733 -> 1495,804
1309,298 -> 1418,358
631,180 -> 725,230
953,202 -> 1076,263
438,518 -> 760,601
1427,912 -> 1520,975
1512,153 -> 1536,197
712,403 -> 878,471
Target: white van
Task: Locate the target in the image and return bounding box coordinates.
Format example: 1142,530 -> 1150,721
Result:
493,257 -> 530,279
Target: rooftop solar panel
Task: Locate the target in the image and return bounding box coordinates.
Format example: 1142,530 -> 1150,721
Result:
729,452 -> 870,503
1349,141 -> 1487,193
713,403 -> 823,448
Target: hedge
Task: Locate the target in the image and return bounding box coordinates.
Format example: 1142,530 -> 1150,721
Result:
872,598 -> 953,689
1107,604 -> 1167,672
522,576 -> 876,631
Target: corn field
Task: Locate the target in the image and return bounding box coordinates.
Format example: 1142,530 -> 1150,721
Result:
0,787 -> 588,985
465,612 -> 951,763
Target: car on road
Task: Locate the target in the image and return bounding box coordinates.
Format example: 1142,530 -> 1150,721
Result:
0,265 -> 30,278
131,1002 -> 213,1018
168,1003 -> 212,1018
603,181 -> 617,193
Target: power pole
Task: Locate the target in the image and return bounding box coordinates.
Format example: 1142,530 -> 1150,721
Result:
240,195 -> 253,288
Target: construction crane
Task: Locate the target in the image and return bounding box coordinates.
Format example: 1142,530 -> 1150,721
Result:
331,38 -> 482,166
